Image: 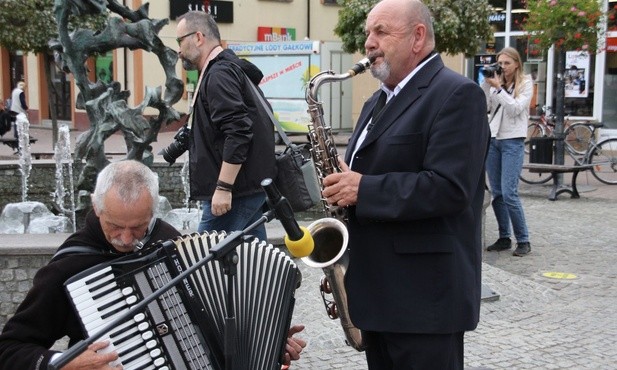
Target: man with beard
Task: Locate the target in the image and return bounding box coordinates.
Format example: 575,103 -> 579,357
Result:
321,0 -> 490,368
0,160 -> 305,369
174,11 -> 276,242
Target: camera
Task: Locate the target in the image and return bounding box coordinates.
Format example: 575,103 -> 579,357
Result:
160,125 -> 190,165
481,63 -> 503,78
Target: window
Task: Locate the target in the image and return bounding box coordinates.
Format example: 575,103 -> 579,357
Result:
510,0 -> 529,32
556,52 -> 595,117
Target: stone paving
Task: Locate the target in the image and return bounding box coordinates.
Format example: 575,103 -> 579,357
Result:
3,126 -> 617,369
290,185 -> 617,369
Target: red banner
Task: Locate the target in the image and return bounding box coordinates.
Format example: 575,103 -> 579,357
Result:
607,37 -> 617,52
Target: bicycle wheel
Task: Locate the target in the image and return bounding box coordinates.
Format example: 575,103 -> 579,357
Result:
589,138 -> 617,185
520,123 -> 552,184
564,122 -> 593,155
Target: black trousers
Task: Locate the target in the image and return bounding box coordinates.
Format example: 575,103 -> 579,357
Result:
364,331 -> 464,370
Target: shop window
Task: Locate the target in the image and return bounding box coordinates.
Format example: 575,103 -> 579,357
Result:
488,0 -> 506,33
554,51 -> 595,117
510,0 -> 529,32
602,36 -> 617,129
609,1 -> 617,32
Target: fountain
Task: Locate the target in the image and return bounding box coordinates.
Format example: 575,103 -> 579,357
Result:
0,119 -> 74,234
15,113 -> 32,202
162,158 -> 200,231
53,124 -> 77,232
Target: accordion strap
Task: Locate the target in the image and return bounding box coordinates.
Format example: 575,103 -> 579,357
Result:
51,245 -> 109,262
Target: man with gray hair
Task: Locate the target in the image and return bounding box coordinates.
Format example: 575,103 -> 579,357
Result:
0,160 -> 181,369
0,160 -> 306,369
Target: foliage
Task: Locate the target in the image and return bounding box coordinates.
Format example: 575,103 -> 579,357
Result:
334,0 -> 375,54
0,0 -> 105,54
0,0 -> 57,53
334,0 -> 493,57
523,0 -> 604,53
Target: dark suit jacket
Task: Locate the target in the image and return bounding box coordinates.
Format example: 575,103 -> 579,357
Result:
344,55 -> 489,334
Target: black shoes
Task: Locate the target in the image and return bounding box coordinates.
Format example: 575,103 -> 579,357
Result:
486,238 -> 531,256
513,242 -> 531,256
486,238 -> 512,252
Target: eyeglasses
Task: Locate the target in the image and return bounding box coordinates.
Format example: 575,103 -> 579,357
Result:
176,31 -> 197,46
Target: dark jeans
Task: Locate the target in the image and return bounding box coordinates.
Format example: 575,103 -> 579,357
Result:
198,192 -> 267,242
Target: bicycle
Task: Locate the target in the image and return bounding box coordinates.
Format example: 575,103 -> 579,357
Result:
520,106 -> 594,184
521,121 -> 617,185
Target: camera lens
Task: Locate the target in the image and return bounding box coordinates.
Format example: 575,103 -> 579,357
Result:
481,69 -> 494,78
481,63 -> 501,78
159,126 -> 190,165
160,141 -> 188,165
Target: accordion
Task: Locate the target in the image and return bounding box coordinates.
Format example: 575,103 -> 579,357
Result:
63,231 -> 301,370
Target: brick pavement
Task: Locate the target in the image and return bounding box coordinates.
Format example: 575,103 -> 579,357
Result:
292,190 -> 617,369
2,126 -> 617,369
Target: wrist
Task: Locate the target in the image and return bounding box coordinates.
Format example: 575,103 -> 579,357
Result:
215,185 -> 232,192
216,179 -> 233,192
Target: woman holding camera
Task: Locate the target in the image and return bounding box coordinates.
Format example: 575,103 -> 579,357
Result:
481,47 -> 533,257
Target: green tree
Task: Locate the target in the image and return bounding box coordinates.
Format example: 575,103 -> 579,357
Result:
524,0 -> 603,54
0,0 -> 104,145
334,0 -> 492,57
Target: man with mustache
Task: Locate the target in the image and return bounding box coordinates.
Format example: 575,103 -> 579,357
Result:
0,160 -> 304,369
322,0 -> 490,368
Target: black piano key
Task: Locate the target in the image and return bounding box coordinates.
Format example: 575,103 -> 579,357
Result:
91,284 -> 120,300
120,347 -> 150,366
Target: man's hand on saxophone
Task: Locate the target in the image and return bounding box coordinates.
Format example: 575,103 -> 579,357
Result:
322,158 -> 361,208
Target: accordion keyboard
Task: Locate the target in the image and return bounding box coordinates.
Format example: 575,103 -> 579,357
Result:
66,258 -> 214,370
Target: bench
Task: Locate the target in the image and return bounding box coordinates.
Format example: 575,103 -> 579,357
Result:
0,137 -> 38,151
522,163 -> 595,200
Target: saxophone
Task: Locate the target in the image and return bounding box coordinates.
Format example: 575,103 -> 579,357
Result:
302,58 -> 371,351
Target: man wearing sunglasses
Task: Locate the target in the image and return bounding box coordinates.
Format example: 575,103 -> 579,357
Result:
174,11 -> 277,244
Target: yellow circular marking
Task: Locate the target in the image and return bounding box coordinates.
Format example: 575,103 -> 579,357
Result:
542,272 -> 578,280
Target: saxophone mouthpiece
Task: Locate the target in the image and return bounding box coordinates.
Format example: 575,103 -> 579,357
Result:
349,58 -> 372,76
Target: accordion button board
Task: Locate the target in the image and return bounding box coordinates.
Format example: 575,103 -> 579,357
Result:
64,231 -> 300,370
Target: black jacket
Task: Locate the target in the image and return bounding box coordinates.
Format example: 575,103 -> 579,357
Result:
344,55 -> 489,333
0,212 -> 180,370
0,110 -> 11,137
189,49 -> 276,200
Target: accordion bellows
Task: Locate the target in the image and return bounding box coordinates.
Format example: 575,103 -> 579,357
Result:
65,231 -> 301,370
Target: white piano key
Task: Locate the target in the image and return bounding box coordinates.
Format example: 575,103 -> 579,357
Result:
68,278 -> 117,300
74,289 -> 123,310
66,266 -> 113,292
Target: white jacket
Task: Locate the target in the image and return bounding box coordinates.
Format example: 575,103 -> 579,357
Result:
10,87 -> 27,115
481,75 -> 533,139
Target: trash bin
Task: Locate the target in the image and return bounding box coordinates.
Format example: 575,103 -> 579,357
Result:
529,137 -> 553,164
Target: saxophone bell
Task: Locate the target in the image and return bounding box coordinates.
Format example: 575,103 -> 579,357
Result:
301,218 -> 348,269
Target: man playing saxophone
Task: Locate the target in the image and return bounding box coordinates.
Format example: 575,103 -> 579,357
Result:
321,0 -> 489,368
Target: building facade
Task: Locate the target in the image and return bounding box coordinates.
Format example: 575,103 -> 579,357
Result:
2,0 -> 613,135
0,0 -> 383,133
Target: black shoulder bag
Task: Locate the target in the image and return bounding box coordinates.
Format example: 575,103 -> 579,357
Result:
240,71 -> 321,212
